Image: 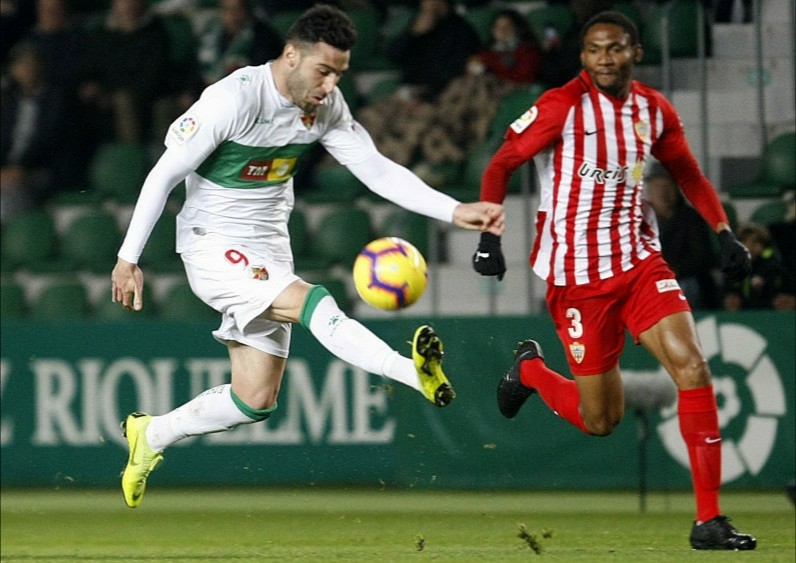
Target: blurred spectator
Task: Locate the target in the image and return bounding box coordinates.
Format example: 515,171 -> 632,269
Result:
467,8 -> 542,85
767,193 -> 795,280
537,0 -> 610,88
23,0 -> 85,97
722,223 -> 796,311
714,0 -> 752,23
1,41 -> 74,224
196,0 -> 283,86
644,166 -> 720,309
78,0 -> 186,144
386,0 -> 481,102
1,0 -> 36,66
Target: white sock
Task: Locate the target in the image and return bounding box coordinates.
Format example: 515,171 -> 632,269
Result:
308,295 -> 420,391
146,384 -> 255,451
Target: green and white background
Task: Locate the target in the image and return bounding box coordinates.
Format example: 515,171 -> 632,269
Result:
1,312 -> 793,490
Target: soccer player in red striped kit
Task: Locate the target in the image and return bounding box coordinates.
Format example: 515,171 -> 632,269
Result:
472,11 -> 756,550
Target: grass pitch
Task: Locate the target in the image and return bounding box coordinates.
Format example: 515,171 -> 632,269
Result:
1,488 -> 793,562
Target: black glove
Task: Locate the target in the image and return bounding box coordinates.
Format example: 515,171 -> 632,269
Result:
472,232 -> 506,281
718,230 -> 752,282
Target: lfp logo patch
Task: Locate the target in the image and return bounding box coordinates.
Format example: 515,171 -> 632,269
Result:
169,115 -> 199,144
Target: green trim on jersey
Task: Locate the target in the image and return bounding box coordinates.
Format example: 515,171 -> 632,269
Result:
196,141 -> 317,188
230,389 -> 278,421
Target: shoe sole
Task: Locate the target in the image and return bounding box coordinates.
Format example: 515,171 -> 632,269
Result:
414,326 -> 455,407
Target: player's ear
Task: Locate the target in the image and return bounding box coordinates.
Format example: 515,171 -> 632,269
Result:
284,43 -> 299,68
633,44 -> 644,63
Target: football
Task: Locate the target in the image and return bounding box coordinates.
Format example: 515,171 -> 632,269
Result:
353,237 -> 428,310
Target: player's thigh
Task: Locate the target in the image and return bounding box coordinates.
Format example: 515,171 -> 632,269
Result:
546,284 -> 625,376
227,340 -> 286,408
638,311 -> 710,389
181,237 -> 299,323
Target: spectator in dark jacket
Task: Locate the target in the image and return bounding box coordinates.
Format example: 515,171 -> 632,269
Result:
723,223 -> 795,311
645,166 -> 720,309
387,0 -> 481,102
1,41 -> 74,224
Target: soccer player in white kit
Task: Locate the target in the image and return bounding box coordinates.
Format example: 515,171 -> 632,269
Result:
111,4 -> 504,508
472,11 -> 756,550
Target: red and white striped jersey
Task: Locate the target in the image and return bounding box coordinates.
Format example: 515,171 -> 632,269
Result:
481,70 -> 723,287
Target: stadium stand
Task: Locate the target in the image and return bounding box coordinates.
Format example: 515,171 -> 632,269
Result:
30,279 -> 91,320
59,210 -> 122,273
1,210 -> 59,273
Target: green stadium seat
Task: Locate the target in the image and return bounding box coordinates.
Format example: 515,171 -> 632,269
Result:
138,213 -> 181,273
337,71 -> 360,111
270,10 -> 304,39
311,207 -> 373,266
463,5 -> 497,45
727,180 -> 783,198
305,164 -> 367,203
89,142 -> 149,203
364,75 -> 401,105
290,208 -> 334,271
59,211 -> 122,273
348,8 -> 391,71
526,5 -> 575,46
612,1 -> 644,34
30,280 -> 90,320
0,280 -> 27,319
761,132 -> 795,190
379,209 -> 430,257
162,15 -> 197,68
158,281 -> 217,321
382,5 -> 413,43
641,0 -> 699,65
727,132 -> 795,198
1,210 -> 59,272
750,199 -> 788,227
94,283 -> 156,320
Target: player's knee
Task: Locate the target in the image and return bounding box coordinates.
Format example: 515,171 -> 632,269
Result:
584,414 -> 622,437
672,357 -> 711,389
231,389 -> 278,422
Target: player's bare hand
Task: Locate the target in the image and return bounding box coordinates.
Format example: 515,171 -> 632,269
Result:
452,202 -> 505,235
111,258 -> 144,311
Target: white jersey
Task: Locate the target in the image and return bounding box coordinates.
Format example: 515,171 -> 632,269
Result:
167,63 -> 378,261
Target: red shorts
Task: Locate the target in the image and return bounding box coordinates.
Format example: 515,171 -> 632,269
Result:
546,253 -> 692,376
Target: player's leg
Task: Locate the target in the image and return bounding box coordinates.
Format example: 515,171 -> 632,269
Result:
269,280 -> 454,406
121,342 -> 282,508
639,311 -> 755,550
497,281 -> 625,434
627,254 -> 755,550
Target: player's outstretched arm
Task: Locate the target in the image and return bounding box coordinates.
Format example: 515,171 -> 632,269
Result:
112,258 -> 145,311
452,202 -> 505,235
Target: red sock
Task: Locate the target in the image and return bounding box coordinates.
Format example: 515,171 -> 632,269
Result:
520,358 -> 588,433
678,386 -> 722,522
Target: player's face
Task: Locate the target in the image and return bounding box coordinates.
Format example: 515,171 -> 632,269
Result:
580,23 -> 642,99
285,41 -> 350,114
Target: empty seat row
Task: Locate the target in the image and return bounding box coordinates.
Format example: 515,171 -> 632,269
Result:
0,278 -> 216,322
1,207 -> 180,275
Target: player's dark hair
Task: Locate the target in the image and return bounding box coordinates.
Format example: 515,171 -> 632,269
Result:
287,4 -> 357,52
580,10 -> 640,46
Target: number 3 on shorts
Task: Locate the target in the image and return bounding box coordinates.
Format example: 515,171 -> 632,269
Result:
566,307 -> 583,339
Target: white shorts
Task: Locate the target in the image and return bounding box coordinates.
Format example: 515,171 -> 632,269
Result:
180,233 -> 300,357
